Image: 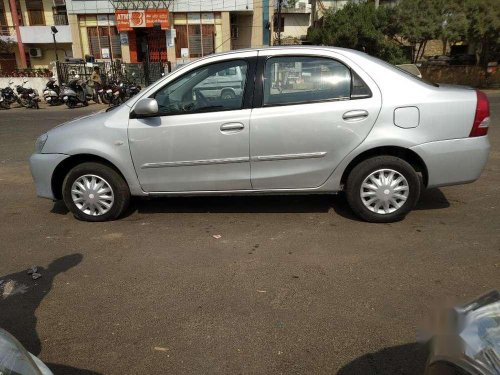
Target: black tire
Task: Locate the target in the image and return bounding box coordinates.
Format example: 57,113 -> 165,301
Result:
62,162 -> 130,222
221,90 -> 235,100
66,101 -> 76,108
345,156 -> 421,223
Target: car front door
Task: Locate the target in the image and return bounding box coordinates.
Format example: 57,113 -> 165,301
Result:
128,54 -> 256,192
249,51 -> 382,190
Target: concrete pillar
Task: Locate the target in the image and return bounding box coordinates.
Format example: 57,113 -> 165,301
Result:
68,14 -> 83,58
221,12 -> 231,52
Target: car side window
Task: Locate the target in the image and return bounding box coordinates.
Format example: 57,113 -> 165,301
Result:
263,56 -> 352,106
154,60 -> 248,116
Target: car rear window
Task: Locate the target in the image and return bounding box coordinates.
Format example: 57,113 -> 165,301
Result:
263,56 -> 372,106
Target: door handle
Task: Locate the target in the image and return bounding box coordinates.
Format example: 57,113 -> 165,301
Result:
220,123 -> 244,132
342,110 -> 369,120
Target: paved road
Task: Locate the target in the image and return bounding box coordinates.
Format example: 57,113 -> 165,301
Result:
0,96 -> 499,375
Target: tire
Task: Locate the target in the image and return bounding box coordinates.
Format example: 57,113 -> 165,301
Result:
62,162 -> 130,222
221,90 -> 235,100
345,156 -> 421,223
66,100 -> 76,108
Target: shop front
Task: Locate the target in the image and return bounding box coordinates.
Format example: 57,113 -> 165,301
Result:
115,9 -> 169,64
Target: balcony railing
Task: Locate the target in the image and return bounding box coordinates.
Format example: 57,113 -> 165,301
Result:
53,13 -> 68,25
0,26 -> 16,38
281,6 -> 311,13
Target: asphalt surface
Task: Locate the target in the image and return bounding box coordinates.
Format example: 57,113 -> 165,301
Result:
0,96 -> 499,375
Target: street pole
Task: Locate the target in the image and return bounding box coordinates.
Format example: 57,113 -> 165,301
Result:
52,33 -> 59,62
277,0 -> 283,46
374,0 -> 379,8
8,0 -> 27,68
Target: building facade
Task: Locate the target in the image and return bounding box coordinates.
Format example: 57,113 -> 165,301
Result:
64,0 -> 275,67
0,0 -> 72,71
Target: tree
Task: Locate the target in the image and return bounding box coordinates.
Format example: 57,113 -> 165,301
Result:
307,2 -> 407,64
394,0 -> 442,62
465,0 -> 500,66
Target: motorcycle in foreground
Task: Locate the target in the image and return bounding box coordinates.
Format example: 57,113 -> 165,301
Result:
43,77 -> 62,106
60,75 -> 93,108
0,90 -> 9,109
1,81 -> 22,108
16,79 -> 40,109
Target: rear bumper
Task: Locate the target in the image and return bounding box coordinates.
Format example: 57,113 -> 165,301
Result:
410,136 -> 490,188
29,153 -> 69,200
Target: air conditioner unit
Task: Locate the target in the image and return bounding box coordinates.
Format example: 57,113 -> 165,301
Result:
29,48 -> 43,58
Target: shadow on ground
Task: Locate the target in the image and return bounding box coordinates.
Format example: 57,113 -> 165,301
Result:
0,254 -> 101,374
46,363 -> 103,374
133,188 -> 450,220
337,342 -> 429,375
50,188 -> 450,222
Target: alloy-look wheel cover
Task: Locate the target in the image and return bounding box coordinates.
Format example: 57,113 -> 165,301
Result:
71,174 -> 114,216
360,169 -> 409,215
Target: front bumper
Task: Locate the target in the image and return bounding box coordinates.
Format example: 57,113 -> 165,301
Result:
410,136 -> 490,188
29,153 -> 69,200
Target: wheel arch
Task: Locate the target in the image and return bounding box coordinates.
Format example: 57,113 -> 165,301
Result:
51,154 -> 128,200
340,146 -> 429,188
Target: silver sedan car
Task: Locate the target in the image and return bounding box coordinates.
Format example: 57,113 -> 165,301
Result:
30,47 -> 491,222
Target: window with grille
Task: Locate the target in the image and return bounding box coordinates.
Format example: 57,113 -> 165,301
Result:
87,26 -> 122,60
0,0 -> 8,34
174,13 -> 216,59
26,0 -> 45,26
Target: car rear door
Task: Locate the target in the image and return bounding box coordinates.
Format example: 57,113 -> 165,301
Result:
249,49 -> 382,190
128,52 -> 257,192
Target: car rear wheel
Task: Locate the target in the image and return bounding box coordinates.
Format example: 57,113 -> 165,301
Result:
345,156 -> 421,223
221,90 -> 235,100
62,162 -> 130,222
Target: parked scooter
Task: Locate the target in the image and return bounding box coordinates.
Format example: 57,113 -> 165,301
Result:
1,81 -> 22,107
16,79 -> 40,109
60,75 -> 93,108
43,77 -> 62,106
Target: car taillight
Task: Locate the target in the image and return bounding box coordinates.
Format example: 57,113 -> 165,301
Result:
469,90 -> 490,137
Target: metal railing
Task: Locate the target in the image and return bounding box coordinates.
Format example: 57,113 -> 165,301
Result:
0,26 -> 16,38
53,14 -> 68,25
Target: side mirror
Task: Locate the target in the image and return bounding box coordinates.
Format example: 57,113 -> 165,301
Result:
133,98 -> 158,117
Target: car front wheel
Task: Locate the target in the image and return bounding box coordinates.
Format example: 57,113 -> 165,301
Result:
345,156 -> 421,223
62,162 -> 130,222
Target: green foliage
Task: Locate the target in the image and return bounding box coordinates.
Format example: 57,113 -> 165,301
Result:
307,2 -> 407,64
308,0 -> 500,65
465,0 -> 500,64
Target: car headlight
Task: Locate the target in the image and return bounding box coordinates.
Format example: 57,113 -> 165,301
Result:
458,291 -> 500,373
35,133 -> 48,153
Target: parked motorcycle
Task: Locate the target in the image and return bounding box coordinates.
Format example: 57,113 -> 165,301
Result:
1,81 -> 22,107
43,77 -> 62,106
16,79 -> 40,109
0,90 -> 9,109
60,75 -> 93,108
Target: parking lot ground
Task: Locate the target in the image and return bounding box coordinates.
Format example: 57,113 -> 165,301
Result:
0,96 -> 499,374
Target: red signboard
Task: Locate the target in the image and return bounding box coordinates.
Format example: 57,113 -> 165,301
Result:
116,10 -> 131,32
115,10 -> 169,32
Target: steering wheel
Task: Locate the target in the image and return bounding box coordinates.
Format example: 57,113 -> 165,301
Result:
195,89 -> 210,108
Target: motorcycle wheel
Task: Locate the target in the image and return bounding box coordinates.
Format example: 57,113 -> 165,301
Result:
19,98 -> 28,107
66,101 -> 76,109
101,95 -> 110,105
83,100 -> 89,107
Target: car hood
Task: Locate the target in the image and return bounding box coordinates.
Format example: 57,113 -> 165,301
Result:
42,105 -> 131,154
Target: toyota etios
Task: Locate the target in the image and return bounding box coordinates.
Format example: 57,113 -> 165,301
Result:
30,47 -> 490,222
